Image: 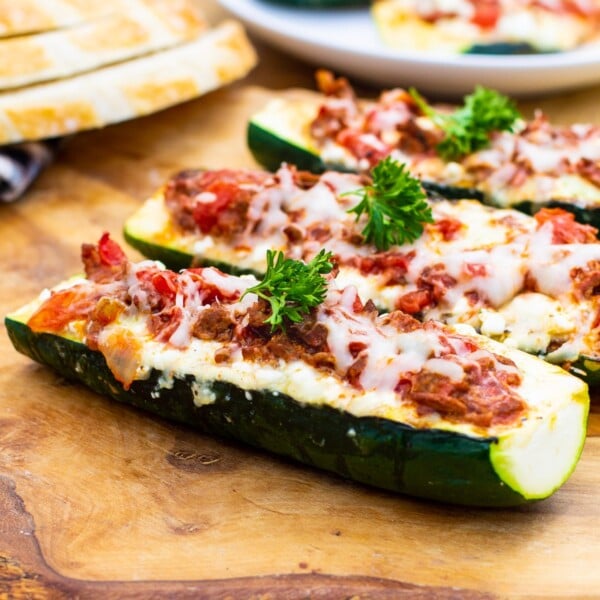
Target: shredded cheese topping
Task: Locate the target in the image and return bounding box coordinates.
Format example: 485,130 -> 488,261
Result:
154,165 -> 600,366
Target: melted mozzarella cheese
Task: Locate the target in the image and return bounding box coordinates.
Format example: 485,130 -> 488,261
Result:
136,167 -> 600,364
288,178 -> 349,222
318,286 -> 468,393
425,357 -> 464,381
415,0 -> 473,17
528,227 -> 600,297
247,186 -> 288,238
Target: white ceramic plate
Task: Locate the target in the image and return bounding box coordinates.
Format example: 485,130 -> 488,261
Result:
219,0 -> 600,98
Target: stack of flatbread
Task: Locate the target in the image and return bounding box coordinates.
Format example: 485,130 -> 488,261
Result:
0,0 -> 257,144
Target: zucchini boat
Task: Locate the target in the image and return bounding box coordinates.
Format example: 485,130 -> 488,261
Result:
247,73 -> 600,227
372,0 -> 600,55
124,165 -> 600,384
5,235 -> 589,506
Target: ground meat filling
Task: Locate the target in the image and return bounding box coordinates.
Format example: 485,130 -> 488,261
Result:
163,167 -> 326,242
344,251 -> 415,285
534,207 -> 598,244
577,157 -> 600,188
201,293 -> 525,427
164,168 -> 271,238
193,305 -> 236,342
82,233 -> 128,284
571,260 -> 600,301
395,263 -> 458,315
236,300 -> 336,371
405,354 -> 524,428
310,70 -> 438,166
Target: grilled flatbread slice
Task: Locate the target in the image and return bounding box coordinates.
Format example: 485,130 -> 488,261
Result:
0,0 -> 108,38
0,0 -> 206,90
0,20 -> 257,144
0,0 -> 200,39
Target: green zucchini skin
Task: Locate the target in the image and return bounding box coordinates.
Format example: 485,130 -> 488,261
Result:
247,120 -> 328,174
6,315 -> 530,507
421,181 -> 484,202
247,122 -> 488,201
570,355 -> 600,387
465,42 -> 547,55
124,231 -> 197,273
123,228 -> 260,277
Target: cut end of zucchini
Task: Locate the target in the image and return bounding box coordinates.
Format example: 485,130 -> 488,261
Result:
449,327 -> 589,501
491,393 -> 588,500
248,98 -> 329,173
124,191 -> 195,272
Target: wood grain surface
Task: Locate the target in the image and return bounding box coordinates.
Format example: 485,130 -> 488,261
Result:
1,3 -> 600,598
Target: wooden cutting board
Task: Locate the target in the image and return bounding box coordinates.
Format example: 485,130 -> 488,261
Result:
1,83 -> 600,599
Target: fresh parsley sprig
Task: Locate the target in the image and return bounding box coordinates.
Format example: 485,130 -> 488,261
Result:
243,249 -> 334,332
409,86 -> 521,161
347,157 -> 433,251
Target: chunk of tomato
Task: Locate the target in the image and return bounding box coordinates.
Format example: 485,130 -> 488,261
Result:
534,207 -> 598,244
98,232 -> 126,266
470,0 -> 500,28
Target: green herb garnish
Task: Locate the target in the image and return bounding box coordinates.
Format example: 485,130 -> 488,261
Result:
347,157 -> 433,251
243,249 -> 334,332
409,86 -> 521,161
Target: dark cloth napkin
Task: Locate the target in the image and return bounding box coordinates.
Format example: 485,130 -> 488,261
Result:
0,140 -> 59,202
